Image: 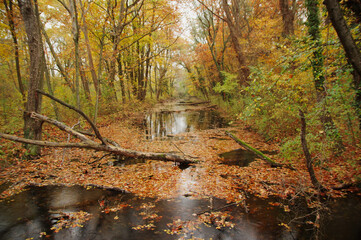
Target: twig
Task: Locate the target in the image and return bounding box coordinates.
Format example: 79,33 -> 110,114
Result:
89,153 -> 113,164
196,201 -> 242,216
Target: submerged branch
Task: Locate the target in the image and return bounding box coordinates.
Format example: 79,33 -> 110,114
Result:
225,131 -> 295,170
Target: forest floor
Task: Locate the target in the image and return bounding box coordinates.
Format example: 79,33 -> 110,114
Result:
0,99 -> 360,204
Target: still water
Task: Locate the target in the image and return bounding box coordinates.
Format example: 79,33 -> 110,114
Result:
143,99 -> 228,139
0,185 -> 360,240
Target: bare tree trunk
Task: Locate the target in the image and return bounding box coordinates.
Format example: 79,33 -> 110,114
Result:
306,0 -> 344,153
279,0 -> 296,36
69,0 -> 81,109
117,54 -> 127,103
324,0 -> 361,130
80,62 -> 91,101
4,0 -> 25,101
221,0 -> 250,85
299,110 -> 326,192
79,0 -> 100,98
18,0 -> 45,156
43,54 -> 61,121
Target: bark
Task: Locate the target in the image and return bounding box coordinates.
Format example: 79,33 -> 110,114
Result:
43,54 -> 61,121
306,0 -> 344,153
117,55 -> 127,103
353,71 -> 361,130
221,0 -> 250,85
225,131 -> 295,170
18,0 -> 45,156
279,0 -> 296,36
324,0 -> 361,76
299,110 -> 326,192
324,0 -> 361,130
68,0 -> 81,109
79,0 -> 100,97
79,63 -> 91,101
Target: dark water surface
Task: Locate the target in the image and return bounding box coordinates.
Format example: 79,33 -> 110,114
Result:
0,185 -> 360,240
219,148 -> 279,167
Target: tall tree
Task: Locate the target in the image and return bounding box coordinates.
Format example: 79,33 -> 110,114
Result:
17,0 -> 44,156
279,0 -> 296,36
305,0 -> 344,152
3,0 -> 25,101
68,0 -> 81,109
324,0 -> 361,130
221,0 -> 250,85
79,0 -> 100,99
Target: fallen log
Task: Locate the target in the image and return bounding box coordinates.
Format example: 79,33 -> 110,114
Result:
225,131 -> 295,170
0,91 -> 197,165
0,131 -> 195,165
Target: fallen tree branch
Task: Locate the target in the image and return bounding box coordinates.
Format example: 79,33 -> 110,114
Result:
0,130 -> 196,165
77,129 -> 121,147
30,112 -> 91,143
36,90 -> 107,145
225,131 -> 295,170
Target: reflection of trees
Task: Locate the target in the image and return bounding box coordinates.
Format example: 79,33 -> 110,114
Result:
144,110 -> 227,139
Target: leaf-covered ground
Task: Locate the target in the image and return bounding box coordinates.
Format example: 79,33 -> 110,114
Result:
0,105 -> 360,203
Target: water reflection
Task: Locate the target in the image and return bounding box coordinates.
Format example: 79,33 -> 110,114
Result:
144,110 -> 228,140
0,185 -> 360,240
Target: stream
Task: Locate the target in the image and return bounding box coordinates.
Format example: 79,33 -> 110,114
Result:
1,99 -> 360,240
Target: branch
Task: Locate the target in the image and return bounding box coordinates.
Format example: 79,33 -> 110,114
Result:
36,90 -> 107,145
30,112 -> 91,143
225,131 -> 295,170
195,0 -> 226,22
0,132 -> 196,165
299,110 -> 327,192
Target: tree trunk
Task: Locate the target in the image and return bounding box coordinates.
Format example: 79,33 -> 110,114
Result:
221,0 -> 250,85
4,0 -> 25,100
79,62 -> 91,101
305,0 -> 344,153
299,110 -> 326,191
324,0 -> 361,130
353,71 -> 361,130
69,0 -> 81,109
279,0 -> 296,36
18,0 -> 45,156
80,0 -> 100,98
117,54 -> 127,103
43,54 -> 61,121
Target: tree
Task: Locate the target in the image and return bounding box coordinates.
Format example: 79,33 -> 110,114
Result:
324,0 -> 361,130
3,0 -> 25,101
221,0 -> 250,85
17,0 -> 45,156
305,0 -> 344,152
279,0 -> 296,36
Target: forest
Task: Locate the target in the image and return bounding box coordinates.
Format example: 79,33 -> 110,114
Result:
0,0 -> 361,239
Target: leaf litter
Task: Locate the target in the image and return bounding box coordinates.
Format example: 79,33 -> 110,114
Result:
0,107 -> 360,235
